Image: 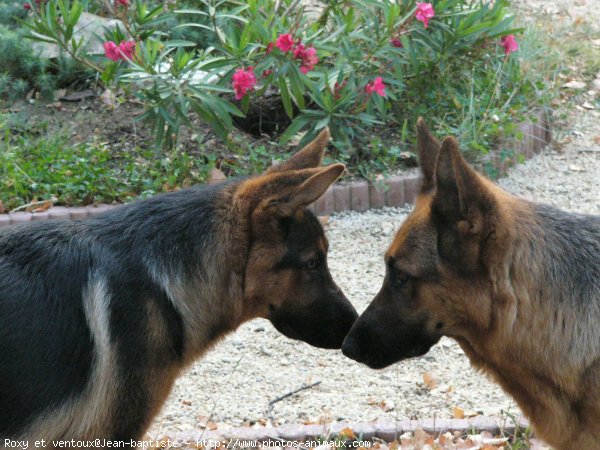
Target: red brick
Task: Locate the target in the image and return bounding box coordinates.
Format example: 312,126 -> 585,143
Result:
31,211 -> 50,221
48,206 -> 71,220
228,427 -> 280,443
403,175 -> 420,205
298,424 -> 327,440
9,212 -> 32,223
518,122 -> 534,158
346,422 -> 377,440
385,176 -> 405,207
333,185 -> 351,212
534,119 -> 547,153
369,183 -> 386,209
311,187 -> 334,216
87,204 -> 113,217
465,416 -> 502,434
350,181 -> 369,212
69,207 -> 89,220
277,424 -> 310,441
0,214 -> 12,227
541,111 -> 552,145
374,421 -> 406,441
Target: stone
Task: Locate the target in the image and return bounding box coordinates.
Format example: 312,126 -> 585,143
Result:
333,185 -> 351,212
350,181 -> 369,212
385,176 -> 405,207
368,183 -> 386,209
48,206 -> 71,220
403,175 -> 420,204
33,13 -> 125,59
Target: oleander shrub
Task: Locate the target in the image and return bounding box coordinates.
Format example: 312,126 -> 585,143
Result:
25,0 -> 538,158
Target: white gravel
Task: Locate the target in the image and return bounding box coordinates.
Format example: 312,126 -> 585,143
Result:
149,0 -> 600,437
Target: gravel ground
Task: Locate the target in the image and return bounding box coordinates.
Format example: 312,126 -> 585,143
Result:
149,1 -> 600,437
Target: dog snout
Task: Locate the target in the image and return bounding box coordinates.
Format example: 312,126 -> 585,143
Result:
341,333 -> 361,361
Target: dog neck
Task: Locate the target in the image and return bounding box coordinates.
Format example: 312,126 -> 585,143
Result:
455,197 -> 600,447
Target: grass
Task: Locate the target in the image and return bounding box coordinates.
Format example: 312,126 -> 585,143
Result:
0,117 -> 216,211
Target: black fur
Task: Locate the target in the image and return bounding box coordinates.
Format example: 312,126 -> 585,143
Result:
532,204 -> 600,305
0,183 -> 226,437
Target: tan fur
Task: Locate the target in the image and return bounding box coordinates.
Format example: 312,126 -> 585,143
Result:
17,278 -> 118,444
349,120 -> 600,450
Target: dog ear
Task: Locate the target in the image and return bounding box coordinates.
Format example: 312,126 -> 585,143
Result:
433,137 -> 495,235
267,128 -> 330,173
262,163 -> 345,217
236,163 -> 345,230
416,118 -> 441,193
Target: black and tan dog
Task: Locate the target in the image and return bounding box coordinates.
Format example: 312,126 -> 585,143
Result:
0,130 -> 358,443
343,120 -> 600,450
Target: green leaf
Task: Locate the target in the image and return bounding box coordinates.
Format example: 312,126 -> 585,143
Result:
278,76 -> 294,119
280,116 -> 311,144
164,40 -> 198,47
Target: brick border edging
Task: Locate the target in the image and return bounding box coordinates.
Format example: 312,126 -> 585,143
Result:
161,416 -> 531,443
308,109 -> 551,216
0,111 -> 551,226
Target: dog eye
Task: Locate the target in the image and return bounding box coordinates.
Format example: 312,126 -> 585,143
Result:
306,257 -> 320,270
394,270 -> 409,286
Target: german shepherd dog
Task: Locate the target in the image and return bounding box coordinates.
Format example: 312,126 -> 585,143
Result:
0,130 -> 358,443
343,120 -> 600,450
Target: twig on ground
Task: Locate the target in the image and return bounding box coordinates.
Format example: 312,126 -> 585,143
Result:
266,381 -> 322,421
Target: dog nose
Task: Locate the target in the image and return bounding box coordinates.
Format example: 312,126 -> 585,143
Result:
341,334 -> 361,361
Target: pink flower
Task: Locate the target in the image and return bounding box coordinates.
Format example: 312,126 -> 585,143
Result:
104,40 -> 136,61
23,2 -> 31,9
415,2 -> 435,29
232,67 -> 257,100
266,42 -> 275,54
500,34 -> 518,55
115,0 -> 129,6
262,69 -> 273,77
300,47 -> 318,73
292,43 -> 305,59
118,40 -> 136,60
104,41 -> 121,62
276,34 -> 294,52
292,44 -> 319,74
365,77 -> 386,97
390,38 -> 403,48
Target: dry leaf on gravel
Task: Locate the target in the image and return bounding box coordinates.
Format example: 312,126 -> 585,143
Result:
422,372 -> 438,390
453,406 -> 465,419
197,415 -> 218,430
338,427 -> 356,440
393,428 -> 515,450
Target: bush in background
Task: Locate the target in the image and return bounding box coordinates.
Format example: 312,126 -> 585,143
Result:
25,0 -> 532,153
0,0 -> 93,101
0,0 -> 555,211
